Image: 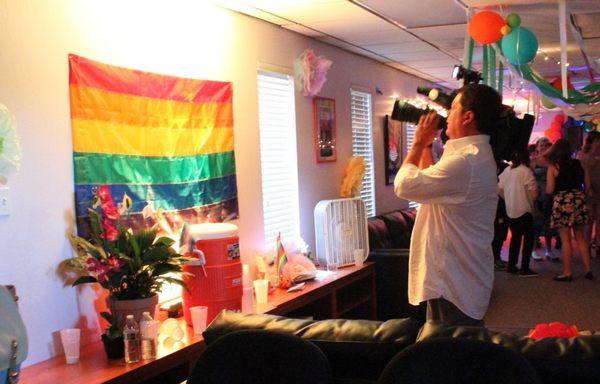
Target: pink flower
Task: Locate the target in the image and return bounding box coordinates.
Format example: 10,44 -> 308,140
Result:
108,257 -> 124,272
87,257 -> 102,272
96,265 -> 110,283
101,200 -> 120,220
97,186 -> 112,204
100,218 -> 119,241
87,258 -> 110,283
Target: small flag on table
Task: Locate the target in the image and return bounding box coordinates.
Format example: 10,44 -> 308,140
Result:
276,233 -> 290,288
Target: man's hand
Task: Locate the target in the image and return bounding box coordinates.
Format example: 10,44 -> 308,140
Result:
414,110 -> 441,147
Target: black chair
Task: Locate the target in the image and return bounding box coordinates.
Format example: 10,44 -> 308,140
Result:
377,337 -> 541,384
188,329 -> 333,384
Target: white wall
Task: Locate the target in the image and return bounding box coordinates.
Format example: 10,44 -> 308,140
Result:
0,0 -> 434,365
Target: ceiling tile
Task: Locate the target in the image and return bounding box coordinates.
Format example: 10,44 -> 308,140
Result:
361,0 -> 468,28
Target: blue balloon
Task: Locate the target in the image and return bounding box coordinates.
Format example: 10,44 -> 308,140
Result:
501,27 -> 538,65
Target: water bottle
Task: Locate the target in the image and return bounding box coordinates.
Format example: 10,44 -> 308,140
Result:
140,312 -> 157,360
123,314 -> 141,363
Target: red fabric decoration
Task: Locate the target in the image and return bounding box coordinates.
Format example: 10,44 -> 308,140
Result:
545,128 -> 561,143
528,322 -> 579,340
468,11 -> 505,44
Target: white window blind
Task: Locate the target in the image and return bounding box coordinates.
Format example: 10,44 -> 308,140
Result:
350,90 -> 376,217
404,123 -> 420,210
257,70 -> 300,247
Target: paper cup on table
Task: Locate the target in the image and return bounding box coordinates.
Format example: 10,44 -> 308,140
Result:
189,306 -> 208,335
354,249 -> 365,267
253,279 -> 269,304
59,328 -> 81,364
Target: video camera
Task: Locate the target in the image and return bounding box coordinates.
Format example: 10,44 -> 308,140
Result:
391,85 -> 534,165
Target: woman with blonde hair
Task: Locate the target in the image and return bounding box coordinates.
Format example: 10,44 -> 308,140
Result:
544,139 -> 592,281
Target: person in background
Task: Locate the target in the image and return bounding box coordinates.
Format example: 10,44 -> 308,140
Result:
579,131 -> 600,258
394,84 -> 501,326
492,190 -> 509,270
498,149 -> 539,277
530,137 -> 560,261
544,139 -> 592,281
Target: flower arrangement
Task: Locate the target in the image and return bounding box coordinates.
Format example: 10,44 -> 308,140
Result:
68,186 -> 188,300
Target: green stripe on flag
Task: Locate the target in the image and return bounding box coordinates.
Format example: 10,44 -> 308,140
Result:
74,151 -> 236,185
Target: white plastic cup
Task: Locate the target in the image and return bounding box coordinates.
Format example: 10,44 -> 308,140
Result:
189,306 -> 208,335
242,286 -> 254,313
354,249 -> 365,267
59,328 -> 81,364
253,279 -> 269,304
242,263 -> 251,288
326,256 -> 338,273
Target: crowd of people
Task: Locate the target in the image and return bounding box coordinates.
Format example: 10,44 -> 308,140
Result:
493,131 -> 600,282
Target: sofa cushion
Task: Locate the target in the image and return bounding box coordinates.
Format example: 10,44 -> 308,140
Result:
380,211 -> 414,249
367,217 -> 393,250
204,311 -> 422,382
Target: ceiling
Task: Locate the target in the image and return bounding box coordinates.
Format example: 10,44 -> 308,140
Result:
213,0 -> 600,93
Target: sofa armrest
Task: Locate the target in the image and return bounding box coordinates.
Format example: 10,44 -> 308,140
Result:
204,310 -> 421,382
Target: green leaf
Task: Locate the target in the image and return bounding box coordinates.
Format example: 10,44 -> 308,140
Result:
154,236 -> 175,248
72,276 -> 98,286
161,276 -> 190,293
88,208 -> 103,237
151,263 -> 181,277
129,233 -> 141,260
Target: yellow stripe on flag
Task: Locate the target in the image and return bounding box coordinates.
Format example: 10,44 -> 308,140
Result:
72,119 -> 234,156
69,85 -> 233,130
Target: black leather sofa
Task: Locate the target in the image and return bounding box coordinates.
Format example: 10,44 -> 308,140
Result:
203,311 -> 600,384
366,208 -> 426,322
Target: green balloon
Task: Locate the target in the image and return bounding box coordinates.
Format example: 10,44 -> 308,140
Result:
507,13 -> 521,28
541,97 -> 556,109
501,27 -> 538,65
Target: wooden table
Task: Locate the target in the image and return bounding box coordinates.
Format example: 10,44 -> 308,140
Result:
21,263 -> 375,384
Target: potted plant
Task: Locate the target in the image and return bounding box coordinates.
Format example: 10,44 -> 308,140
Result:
68,185 -> 189,327
100,311 -> 124,359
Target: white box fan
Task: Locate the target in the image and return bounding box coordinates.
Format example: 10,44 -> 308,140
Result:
314,197 -> 369,268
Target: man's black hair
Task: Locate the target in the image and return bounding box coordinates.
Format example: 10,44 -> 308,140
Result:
457,84 -> 503,136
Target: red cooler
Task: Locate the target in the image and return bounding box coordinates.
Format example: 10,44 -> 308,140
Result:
181,223 -> 242,325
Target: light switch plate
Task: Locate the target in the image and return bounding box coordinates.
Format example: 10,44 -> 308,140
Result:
0,187 -> 10,216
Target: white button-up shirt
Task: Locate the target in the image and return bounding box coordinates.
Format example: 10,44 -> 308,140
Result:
394,135 -> 498,320
498,164 -> 537,219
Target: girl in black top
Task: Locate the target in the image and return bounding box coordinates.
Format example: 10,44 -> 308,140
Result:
544,139 -> 592,281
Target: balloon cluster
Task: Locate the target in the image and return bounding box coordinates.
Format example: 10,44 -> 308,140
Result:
544,114 -> 565,143
468,11 -> 538,66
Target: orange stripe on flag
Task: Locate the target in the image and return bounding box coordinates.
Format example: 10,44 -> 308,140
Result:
68,54 -> 232,103
69,85 -> 233,130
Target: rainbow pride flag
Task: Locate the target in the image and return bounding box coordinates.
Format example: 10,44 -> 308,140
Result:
69,54 -> 237,235
276,233 -> 288,278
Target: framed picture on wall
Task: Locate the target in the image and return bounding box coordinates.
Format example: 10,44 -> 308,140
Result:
384,115 -> 403,185
313,97 -> 337,163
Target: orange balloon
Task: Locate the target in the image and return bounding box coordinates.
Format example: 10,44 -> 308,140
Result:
468,11 -> 505,44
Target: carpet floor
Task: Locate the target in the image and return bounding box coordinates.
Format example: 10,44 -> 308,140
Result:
484,241 -> 600,334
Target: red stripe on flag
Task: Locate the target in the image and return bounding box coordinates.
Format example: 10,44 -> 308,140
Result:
68,54 -> 232,104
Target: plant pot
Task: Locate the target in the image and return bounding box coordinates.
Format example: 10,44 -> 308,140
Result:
106,295 -> 159,328
101,334 -> 124,359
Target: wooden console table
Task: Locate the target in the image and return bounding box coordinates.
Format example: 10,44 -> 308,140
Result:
21,263 -> 375,384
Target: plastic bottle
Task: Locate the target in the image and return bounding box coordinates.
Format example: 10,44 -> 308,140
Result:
123,314 -> 141,363
140,312 -> 157,360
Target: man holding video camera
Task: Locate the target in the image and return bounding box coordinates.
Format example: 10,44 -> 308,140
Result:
394,83 -> 502,326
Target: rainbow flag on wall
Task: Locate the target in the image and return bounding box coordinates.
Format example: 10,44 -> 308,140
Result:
69,54 -> 238,235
